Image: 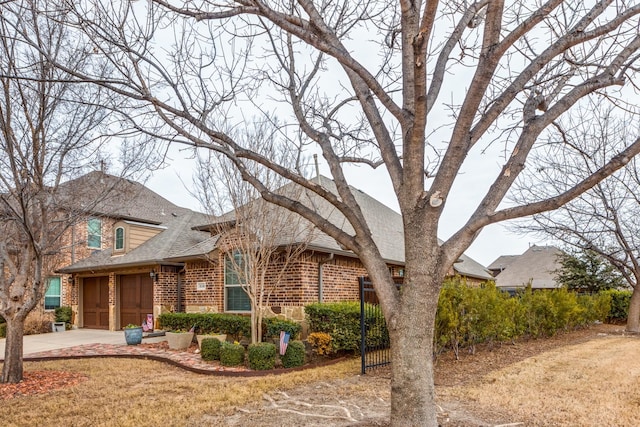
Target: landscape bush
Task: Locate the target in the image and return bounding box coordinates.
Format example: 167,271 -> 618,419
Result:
54,306 -> 73,324
0,323 -> 6,338
280,340 -> 306,368
305,301 -> 388,352
435,281 -> 611,356
158,312 -> 304,342
435,281 -> 523,356
307,279 -> 612,358
600,289 -> 631,321
24,312 -> 53,335
307,332 -> 333,356
219,342 -> 245,367
200,338 -> 222,361
158,312 -> 251,341
262,317 -> 302,340
248,342 -> 277,370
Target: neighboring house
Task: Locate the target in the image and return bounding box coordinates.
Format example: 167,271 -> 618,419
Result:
492,245 -> 563,291
57,173 -> 492,331
487,255 -> 519,277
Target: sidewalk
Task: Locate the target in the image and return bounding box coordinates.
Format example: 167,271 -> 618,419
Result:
0,329 -> 136,356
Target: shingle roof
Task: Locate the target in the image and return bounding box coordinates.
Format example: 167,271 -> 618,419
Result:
488,255 -> 519,272
57,171 -> 192,224
60,173 -> 492,280
495,245 -> 563,289
59,210 -> 211,273
194,176 -> 492,280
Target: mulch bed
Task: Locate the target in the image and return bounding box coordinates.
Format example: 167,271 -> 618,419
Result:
0,371 -> 87,400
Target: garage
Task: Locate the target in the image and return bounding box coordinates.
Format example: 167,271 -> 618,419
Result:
83,276 -> 110,329
120,274 -> 153,328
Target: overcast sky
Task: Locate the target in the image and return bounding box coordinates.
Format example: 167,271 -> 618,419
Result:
144,145 -> 544,268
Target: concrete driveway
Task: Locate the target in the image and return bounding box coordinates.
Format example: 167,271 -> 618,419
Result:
0,329 -> 141,356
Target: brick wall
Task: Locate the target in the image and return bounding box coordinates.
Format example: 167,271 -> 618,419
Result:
180,250 -> 389,317
183,258 -> 223,312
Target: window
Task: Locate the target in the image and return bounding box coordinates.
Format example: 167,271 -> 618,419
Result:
87,218 -> 102,248
44,277 -> 61,310
224,250 -> 251,312
114,227 -> 125,251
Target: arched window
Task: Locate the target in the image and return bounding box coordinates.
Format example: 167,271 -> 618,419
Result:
115,227 -> 125,251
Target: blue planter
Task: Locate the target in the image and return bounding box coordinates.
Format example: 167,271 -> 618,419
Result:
124,327 -> 143,345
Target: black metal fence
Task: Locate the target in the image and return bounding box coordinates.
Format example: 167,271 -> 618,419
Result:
359,277 -> 391,374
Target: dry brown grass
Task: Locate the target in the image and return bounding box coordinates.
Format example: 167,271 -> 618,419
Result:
439,334 -> 640,426
0,357 -> 359,427
4,328 -> 640,426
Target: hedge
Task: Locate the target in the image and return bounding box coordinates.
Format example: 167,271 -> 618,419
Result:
158,312 -> 251,341
158,312 -> 303,342
305,301 -> 387,352
262,317 -> 302,340
306,281 -> 613,357
600,289 -> 631,321
435,283 -> 611,355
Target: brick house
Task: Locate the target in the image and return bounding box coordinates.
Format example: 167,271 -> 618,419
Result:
57,173 -> 492,331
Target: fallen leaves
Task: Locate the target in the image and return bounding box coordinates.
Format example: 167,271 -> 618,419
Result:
0,370 -> 87,400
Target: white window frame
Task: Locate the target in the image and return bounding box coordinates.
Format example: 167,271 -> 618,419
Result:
44,277 -> 62,310
114,226 -> 125,251
87,218 -> 102,249
224,250 -> 251,313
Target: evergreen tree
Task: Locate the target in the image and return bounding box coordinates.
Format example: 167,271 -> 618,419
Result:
556,250 -> 624,293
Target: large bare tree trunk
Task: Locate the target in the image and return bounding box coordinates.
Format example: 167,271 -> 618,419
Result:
626,288 -> 640,333
2,317 -> 26,383
386,234 -> 445,426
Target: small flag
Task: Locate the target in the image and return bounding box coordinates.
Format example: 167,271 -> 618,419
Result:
279,330 -> 290,356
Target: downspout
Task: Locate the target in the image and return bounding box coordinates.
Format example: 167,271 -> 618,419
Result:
71,223 -> 76,263
177,266 -> 185,313
317,253 -> 334,303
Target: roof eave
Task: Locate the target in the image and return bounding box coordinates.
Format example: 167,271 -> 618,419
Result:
57,260 -> 184,274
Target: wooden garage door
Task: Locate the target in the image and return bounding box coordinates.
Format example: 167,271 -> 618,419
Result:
120,274 -> 153,328
83,276 -> 110,329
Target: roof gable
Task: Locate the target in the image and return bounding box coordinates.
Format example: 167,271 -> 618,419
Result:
495,245 -> 563,288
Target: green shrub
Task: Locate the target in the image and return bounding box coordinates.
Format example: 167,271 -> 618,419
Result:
0,323 -> 6,338
363,305 -> 390,349
248,342 -> 277,370
434,280 -> 610,356
577,292 -> 611,324
601,289 -> 631,321
200,338 -> 222,361
54,306 -> 73,324
158,312 -> 251,341
306,301 -> 386,352
262,317 -> 302,340
280,340 -> 306,368
220,342 -> 245,367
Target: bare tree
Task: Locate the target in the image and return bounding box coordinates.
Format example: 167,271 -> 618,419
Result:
194,123 -> 312,344
514,105 -> 640,332
40,1 -> 640,424
0,1 -> 141,383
